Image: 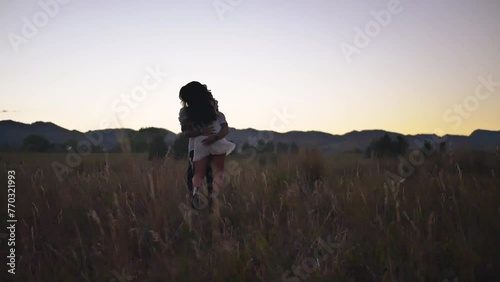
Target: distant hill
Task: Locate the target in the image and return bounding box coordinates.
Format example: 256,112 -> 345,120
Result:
0,120 -> 84,147
467,129 -> 500,150
1,120 -> 499,153
0,120 -> 176,151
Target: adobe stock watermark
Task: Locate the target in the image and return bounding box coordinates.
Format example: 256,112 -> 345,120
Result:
51,65 -> 170,182
442,74 -> 500,129
8,0 -> 72,54
281,235 -> 341,282
100,65 -> 170,129
384,73 -> 499,186
234,105 -> 295,167
213,0 -> 244,21
340,0 -> 404,63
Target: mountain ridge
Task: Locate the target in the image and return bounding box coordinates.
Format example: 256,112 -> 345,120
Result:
1,120 -> 499,153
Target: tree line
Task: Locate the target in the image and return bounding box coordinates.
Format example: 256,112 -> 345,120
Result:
7,132 -> 440,160
10,133 -> 302,160
365,134 -> 409,158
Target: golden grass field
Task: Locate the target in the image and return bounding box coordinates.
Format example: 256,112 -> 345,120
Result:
1,149 -> 499,281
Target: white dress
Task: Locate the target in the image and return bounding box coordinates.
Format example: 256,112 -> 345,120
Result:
192,120 -> 235,162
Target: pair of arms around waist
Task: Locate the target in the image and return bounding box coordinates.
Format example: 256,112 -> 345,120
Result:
179,109 -> 230,143
181,123 -> 229,140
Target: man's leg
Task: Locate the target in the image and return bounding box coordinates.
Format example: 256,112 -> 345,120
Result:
206,155 -> 214,208
187,151 -> 195,203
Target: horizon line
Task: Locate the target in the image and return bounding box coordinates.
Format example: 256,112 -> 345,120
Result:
1,119 -> 498,137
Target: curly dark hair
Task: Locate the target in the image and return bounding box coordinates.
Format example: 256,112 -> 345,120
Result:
179,81 -> 218,126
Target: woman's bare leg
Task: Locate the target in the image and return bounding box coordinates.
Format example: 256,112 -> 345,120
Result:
192,156 -> 209,209
192,156 -> 209,189
210,154 -> 226,199
208,154 -> 226,240
206,154 -> 225,217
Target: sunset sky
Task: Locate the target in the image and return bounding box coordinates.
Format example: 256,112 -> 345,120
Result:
1,0 -> 499,135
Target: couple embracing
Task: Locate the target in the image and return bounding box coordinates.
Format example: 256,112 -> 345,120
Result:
178,81 -> 235,210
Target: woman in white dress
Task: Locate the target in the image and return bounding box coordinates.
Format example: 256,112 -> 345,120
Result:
179,82 -> 235,206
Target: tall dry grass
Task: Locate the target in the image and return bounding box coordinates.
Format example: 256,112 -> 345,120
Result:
1,150 -> 499,281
